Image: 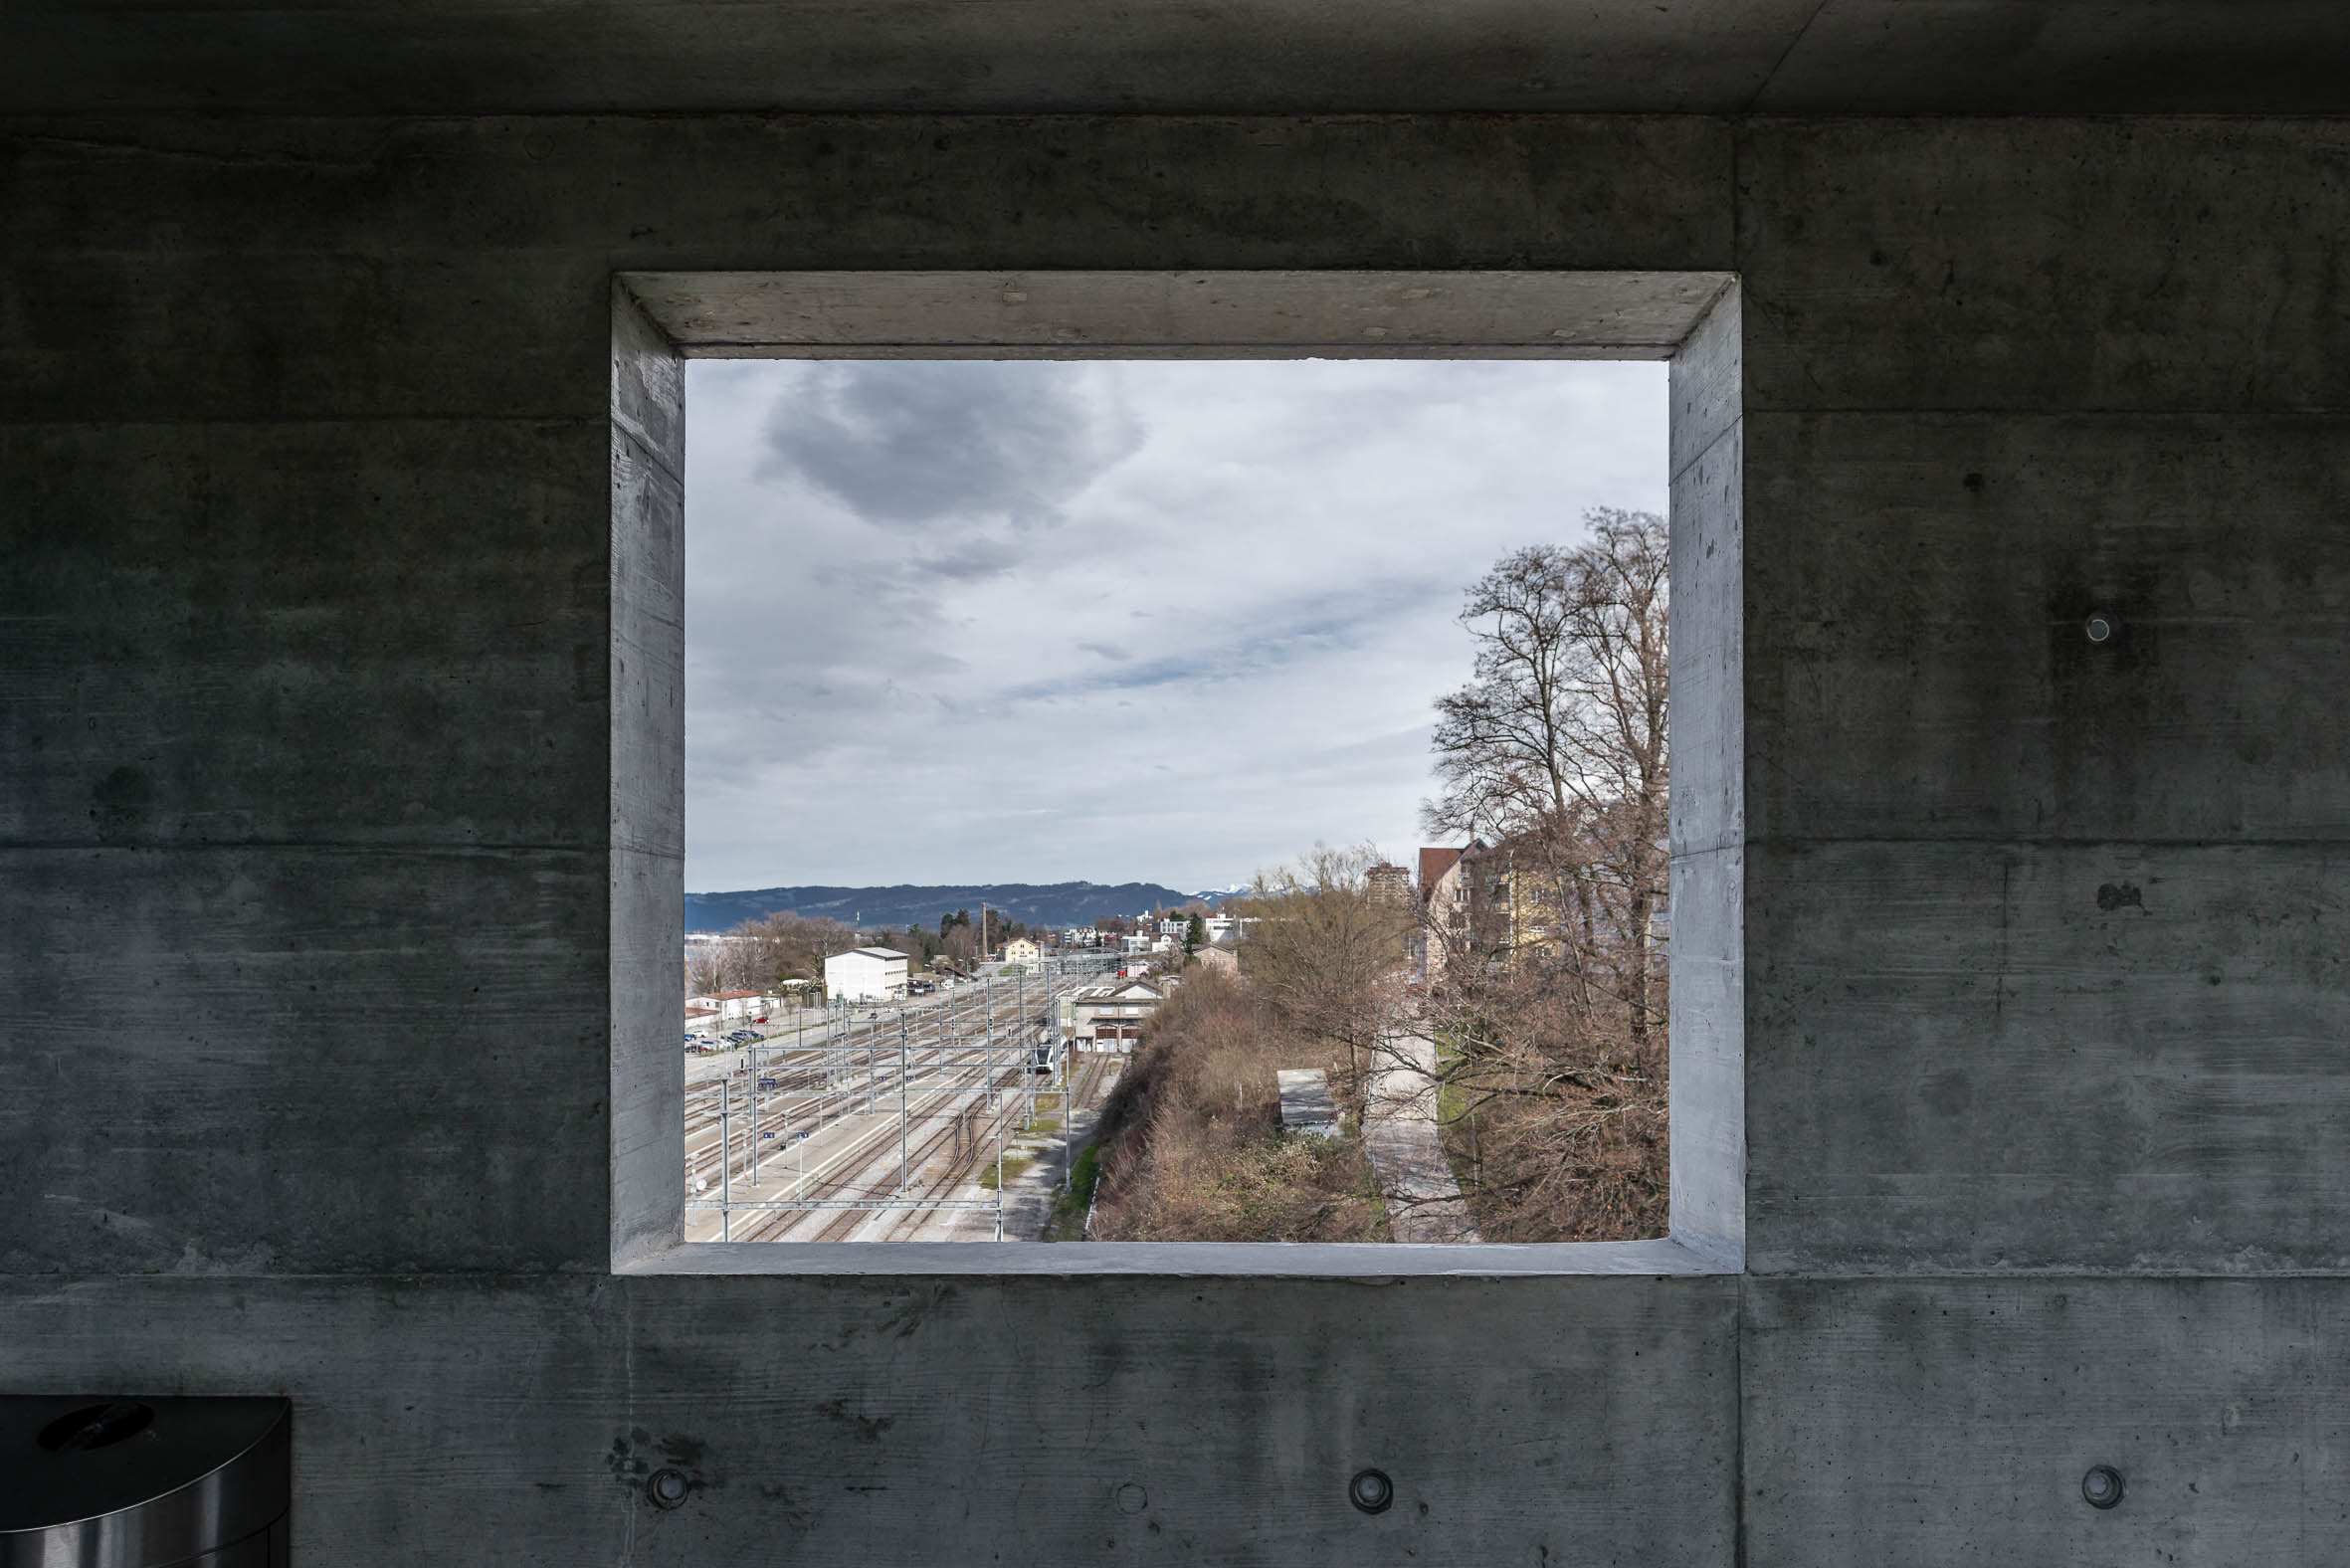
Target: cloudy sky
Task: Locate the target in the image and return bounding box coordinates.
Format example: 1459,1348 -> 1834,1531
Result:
685,357 -> 1665,895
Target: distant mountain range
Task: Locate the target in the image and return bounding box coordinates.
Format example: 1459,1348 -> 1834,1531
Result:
685,881 -> 1247,933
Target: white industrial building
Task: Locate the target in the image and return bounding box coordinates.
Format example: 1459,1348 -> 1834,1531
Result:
824,946 -> 909,1001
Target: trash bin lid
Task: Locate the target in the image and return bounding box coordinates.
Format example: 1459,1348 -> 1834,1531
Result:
0,1396 -> 289,1568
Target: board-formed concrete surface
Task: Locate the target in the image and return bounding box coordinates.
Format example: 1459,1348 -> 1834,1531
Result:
0,1273 -> 1739,1564
17,2 -> 2350,117
7,104 -> 2350,1564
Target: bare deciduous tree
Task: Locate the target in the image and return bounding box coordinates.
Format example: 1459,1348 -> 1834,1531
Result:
1425,508 -> 1667,1038
688,910 -> 862,1004
1237,843 -> 1416,1095
1418,510 -> 1671,1240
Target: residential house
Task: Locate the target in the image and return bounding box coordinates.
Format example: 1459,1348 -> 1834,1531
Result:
710,989 -> 766,1022
1484,843 -> 1577,965
1419,842 -> 1486,989
1421,838 -> 1611,984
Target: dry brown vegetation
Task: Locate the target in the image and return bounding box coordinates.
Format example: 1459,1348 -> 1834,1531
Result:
1087,967 -> 1389,1243
1428,971 -> 1668,1241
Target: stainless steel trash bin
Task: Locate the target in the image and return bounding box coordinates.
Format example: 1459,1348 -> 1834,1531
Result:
1,1396 -> 290,1567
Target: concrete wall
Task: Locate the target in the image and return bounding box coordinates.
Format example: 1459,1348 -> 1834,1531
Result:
5,112 -> 2347,1561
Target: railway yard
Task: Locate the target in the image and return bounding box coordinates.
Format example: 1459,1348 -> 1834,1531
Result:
684,960 -> 1122,1242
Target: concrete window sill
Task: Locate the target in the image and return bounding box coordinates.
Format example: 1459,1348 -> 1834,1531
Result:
619,1235 -> 1740,1276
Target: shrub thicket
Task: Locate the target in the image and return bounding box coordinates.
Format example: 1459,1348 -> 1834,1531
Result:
1088,968 -> 1387,1243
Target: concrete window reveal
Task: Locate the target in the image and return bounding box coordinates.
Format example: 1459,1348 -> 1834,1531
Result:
610,272 -> 1743,1276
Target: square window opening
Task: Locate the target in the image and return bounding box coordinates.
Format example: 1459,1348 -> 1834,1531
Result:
610,272 -> 1743,1276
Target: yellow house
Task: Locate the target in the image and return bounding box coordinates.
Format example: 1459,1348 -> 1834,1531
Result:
1495,863 -> 1566,962
1002,937 -> 1040,966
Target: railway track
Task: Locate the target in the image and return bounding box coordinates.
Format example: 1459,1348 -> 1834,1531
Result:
805,1078 -> 1027,1242
683,965 -> 1113,1242
846,1045 -> 1120,1244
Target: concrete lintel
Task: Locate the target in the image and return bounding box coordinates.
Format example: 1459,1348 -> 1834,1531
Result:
621,270 -> 1735,358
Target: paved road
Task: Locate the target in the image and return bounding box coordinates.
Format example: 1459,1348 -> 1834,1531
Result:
1362,1032 -> 1483,1244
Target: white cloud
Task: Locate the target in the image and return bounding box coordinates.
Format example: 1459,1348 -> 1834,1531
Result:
685,357 -> 1666,891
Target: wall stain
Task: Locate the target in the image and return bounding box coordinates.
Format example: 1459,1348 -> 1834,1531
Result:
816,1399 -> 896,1442
91,765 -> 152,844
